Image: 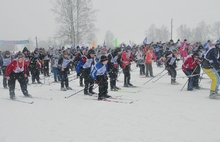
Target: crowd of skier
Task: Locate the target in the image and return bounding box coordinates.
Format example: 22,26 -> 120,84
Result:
0,38 -> 220,100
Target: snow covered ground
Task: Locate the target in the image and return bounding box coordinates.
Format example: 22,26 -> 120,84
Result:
0,63 -> 220,142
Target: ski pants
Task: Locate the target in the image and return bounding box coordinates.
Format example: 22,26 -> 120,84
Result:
183,70 -> 194,90
2,66 -> 8,88
109,68 -> 118,88
203,68 -> 220,92
82,68 -> 94,93
123,65 -> 131,85
31,68 -> 40,83
8,72 -> 29,96
97,75 -> 108,98
145,63 -> 153,76
60,70 -> 69,88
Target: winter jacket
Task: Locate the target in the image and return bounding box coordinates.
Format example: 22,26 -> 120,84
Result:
120,51 -> 134,68
90,61 -> 108,79
182,55 -> 198,71
145,50 -> 154,64
5,59 -> 27,77
202,47 -> 220,69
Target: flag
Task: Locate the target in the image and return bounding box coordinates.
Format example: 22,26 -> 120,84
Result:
114,38 -> 118,47
91,41 -> 95,48
103,41 -> 106,48
143,37 -> 147,45
128,40 -> 132,46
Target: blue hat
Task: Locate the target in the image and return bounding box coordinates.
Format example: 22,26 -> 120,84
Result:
126,45 -> 132,50
81,46 -> 86,51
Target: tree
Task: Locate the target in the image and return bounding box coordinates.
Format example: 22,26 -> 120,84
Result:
146,24 -> 157,43
191,21 -> 210,43
52,0 -> 97,46
211,21 -> 220,39
146,24 -> 170,43
104,31 -> 114,48
177,24 -> 191,41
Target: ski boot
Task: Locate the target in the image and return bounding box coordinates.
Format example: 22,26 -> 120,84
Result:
210,91 -> 218,99
66,86 -> 73,90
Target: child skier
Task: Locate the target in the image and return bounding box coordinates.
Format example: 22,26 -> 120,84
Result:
76,49 -> 96,95
58,51 -> 73,91
107,47 -> 122,91
90,55 -> 110,100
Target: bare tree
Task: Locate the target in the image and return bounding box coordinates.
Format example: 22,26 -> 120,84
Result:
191,21 -> 210,43
146,24 -> 169,43
52,0 -> 97,46
211,21 -> 220,39
104,31 -> 114,48
146,24 -> 157,43
177,24 -> 191,41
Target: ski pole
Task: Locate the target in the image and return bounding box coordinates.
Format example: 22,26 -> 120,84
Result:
143,69 -> 165,85
65,84 -> 98,98
152,72 -> 168,83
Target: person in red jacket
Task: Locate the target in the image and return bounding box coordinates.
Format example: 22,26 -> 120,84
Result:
182,53 -> 200,91
120,45 -> 135,87
6,53 -> 32,100
145,47 -> 155,77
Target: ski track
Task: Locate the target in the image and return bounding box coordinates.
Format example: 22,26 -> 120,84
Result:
0,64 -> 220,142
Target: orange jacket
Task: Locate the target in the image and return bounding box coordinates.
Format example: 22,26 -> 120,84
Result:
145,50 -> 154,64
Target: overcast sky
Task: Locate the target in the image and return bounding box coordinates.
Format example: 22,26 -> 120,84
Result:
0,0 -> 220,45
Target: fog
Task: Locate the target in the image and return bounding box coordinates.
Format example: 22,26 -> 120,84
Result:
0,0 -> 220,45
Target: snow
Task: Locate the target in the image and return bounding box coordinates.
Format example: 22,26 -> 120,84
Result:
0,64 -> 220,142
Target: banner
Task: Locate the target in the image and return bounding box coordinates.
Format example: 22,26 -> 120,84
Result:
91,41 -> 95,47
114,38 -> 118,47
0,40 -> 29,45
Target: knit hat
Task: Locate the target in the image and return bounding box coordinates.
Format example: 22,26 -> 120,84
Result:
81,46 -> 86,51
5,50 -> 10,55
17,53 -> 25,58
126,45 -> 132,50
100,55 -> 108,62
88,49 -> 95,55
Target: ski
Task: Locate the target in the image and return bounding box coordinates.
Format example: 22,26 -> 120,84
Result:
2,98 -> 34,104
19,96 -> 52,100
116,90 -> 141,93
102,99 -> 133,104
13,99 -> 34,104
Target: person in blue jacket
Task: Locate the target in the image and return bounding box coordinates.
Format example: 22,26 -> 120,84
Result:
76,49 -> 96,95
90,55 -> 110,100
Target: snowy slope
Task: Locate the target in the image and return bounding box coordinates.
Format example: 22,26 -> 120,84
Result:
0,63 -> 220,142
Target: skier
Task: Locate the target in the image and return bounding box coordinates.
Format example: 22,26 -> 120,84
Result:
58,51 -> 73,91
5,53 -> 31,100
22,47 -> 31,84
90,55 -> 110,100
164,51 -> 179,84
1,50 -> 13,89
135,47 -> 145,75
192,45 -> 203,89
73,46 -> 87,87
29,48 -> 42,84
182,53 -> 200,91
107,47 -> 122,91
51,55 -> 61,82
202,40 -> 220,99
0,51 -> 3,75
76,49 -> 96,95
120,45 -> 135,87
145,47 -> 155,77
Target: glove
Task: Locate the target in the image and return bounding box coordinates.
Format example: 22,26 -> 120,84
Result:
105,75 -> 108,80
77,73 -> 81,77
209,60 -> 213,64
94,79 -> 99,84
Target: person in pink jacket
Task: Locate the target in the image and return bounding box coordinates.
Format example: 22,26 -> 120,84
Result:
179,39 -> 188,61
